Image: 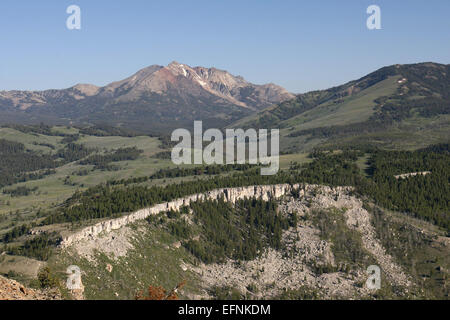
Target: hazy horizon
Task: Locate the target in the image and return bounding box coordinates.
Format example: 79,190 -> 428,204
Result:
1,0 -> 449,93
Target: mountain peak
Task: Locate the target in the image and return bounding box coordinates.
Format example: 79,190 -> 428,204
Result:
168,60 -> 182,67
0,62 -> 295,132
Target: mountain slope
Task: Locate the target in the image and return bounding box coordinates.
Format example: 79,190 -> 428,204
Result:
234,62 -> 450,152
0,62 -> 294,133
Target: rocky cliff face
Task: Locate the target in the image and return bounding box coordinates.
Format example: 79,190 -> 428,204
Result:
59,183 -> 426,300
60,183 -> 318,247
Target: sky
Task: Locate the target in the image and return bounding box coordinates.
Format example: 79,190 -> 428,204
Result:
0,0 -> 449,93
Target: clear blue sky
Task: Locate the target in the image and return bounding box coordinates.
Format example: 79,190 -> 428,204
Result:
0,0 -> 449,93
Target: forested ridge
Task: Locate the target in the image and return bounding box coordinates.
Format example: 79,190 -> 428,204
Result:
360,145 -> 449,229
0,139 -> 58,188
40,144 -> 449,232
247,63 -> 450,139
0,138 -> 94,188
0,133 -> 146,188
107,164 -> 260,186
42,168 -> 291,224
79,147 -> 143,169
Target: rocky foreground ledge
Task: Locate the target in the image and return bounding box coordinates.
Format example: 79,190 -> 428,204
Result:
0,275 -> 61,300
60,184 -> 351,248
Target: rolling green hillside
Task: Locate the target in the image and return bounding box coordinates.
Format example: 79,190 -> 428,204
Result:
235,63 -> 450,153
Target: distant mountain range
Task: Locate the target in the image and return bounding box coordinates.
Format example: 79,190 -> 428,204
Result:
1,61 -> 449,151
0,62 -> 294,133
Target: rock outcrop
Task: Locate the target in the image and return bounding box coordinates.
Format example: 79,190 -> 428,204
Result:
394,171 -> 431,179
60,184 -> 317,247
60,183 -> 418,299
190,185 -> 412,299
0,275 -> 61,300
